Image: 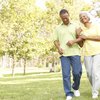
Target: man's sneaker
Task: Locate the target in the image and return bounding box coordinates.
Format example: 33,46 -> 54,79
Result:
92,94 -> 98,99
66,96 -> 72,100
74,90 -> 80,97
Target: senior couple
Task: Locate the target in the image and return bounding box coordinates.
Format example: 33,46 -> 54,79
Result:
53,9 -> 100,100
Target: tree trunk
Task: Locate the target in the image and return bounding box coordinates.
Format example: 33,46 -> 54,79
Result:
2,56 -> 5,68
23,59 -> 26,75
12,56 -> 16,77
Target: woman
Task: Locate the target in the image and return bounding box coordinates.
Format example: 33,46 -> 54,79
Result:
79,12 -> 100,99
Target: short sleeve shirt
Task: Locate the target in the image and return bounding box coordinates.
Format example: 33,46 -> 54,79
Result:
53,22 -> 80,56
81,23 -> 100,56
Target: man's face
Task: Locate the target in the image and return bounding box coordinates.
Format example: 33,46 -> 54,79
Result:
79,13 -> 90,24
60,13 -> 69,25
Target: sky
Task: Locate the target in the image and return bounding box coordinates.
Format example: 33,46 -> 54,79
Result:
35,0 -> 47,10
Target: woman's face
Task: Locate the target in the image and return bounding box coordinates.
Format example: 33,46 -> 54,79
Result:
79,13 -> 90,24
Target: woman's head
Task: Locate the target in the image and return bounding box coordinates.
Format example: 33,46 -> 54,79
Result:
79,12 -> 91,24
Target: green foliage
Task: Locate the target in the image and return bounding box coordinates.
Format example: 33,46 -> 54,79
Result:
64,0 -> 73,4
55,65 -> 61,72
82,4 -> 93,11
93,0 -> 100,2
0,0 -> 100,68
0,0 -> 37,60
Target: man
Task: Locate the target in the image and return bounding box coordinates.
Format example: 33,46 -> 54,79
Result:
53,9 -> 82,100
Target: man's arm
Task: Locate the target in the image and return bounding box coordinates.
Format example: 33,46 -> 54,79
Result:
54,40 -> 63,55
67,28 -> 84,47
54,40 -> 60,49
66,38 -> 83,46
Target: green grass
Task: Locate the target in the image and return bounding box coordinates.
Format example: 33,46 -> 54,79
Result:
0,72 -> 100,100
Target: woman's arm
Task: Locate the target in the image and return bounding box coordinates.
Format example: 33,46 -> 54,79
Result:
76,28 -> 84,47
80,35 -> 100,41
86,36 -> 100,41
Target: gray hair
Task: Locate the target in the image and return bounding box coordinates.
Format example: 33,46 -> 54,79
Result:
79,11 -> 94,22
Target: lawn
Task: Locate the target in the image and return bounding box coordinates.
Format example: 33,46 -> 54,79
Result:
0,72 -> 99,100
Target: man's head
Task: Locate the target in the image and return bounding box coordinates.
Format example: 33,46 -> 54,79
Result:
59,9 -> 70,25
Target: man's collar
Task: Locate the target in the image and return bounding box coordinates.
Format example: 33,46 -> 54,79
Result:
61,22 -> 72,25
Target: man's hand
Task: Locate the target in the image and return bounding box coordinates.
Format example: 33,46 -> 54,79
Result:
58,47 -> 63,55
66,40 -> 75,47
54,40 -> 63,55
